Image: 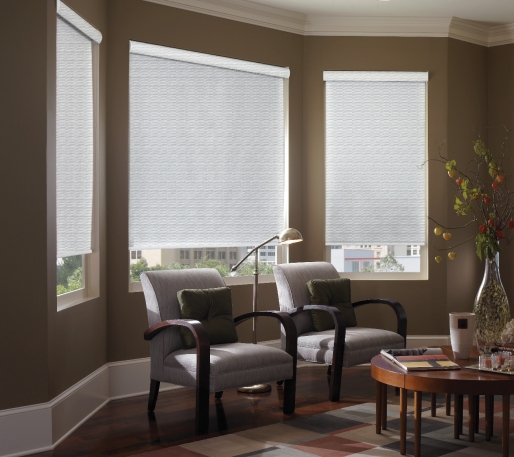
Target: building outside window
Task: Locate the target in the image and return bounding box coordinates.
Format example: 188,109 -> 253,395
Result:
206,249 -> 215,260
218,251 -> 226,260
131,250 -> 142,260
194,250 -> 203,260
180,250 -> 189,260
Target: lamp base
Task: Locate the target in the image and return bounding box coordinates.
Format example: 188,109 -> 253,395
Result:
237,383 -> 272,394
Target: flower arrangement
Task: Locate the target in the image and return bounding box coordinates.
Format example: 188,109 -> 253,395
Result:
430,127 -> 514,261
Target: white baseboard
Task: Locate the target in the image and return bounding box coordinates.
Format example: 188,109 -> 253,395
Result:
0,334 -> 449,457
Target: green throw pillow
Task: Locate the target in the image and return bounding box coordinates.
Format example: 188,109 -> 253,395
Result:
307,278 -> 357,332
177,287 -> 239,349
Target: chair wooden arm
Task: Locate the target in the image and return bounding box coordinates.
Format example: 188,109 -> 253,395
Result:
144,318 -> 210,420
352,298 -> 408,345
234,310 -> 298,360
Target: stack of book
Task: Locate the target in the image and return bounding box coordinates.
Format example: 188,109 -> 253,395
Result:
380,348 -> 460,372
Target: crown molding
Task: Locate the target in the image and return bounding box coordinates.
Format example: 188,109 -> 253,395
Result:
304,16 -> 452,37
144,0 -> 514,46
144,0 -> 305,34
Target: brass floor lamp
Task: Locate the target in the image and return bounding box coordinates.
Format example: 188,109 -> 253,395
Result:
230,227 -> 303,393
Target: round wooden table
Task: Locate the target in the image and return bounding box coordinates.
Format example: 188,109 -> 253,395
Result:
371,348 -> 514,457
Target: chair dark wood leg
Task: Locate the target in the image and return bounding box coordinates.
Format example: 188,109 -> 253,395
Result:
283,377 -> 296,414
196,386 -> 209,434
329,354 -> 343,402
327,365 -> 332,376
446,393 -> 452,416
148,379 -> 160,412
215,391 -> 223,399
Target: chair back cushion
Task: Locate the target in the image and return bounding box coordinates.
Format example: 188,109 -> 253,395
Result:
178,287 -> 238,349
307,278 -> 356,331
273,262 -> 341,335
141,269 -> 225,379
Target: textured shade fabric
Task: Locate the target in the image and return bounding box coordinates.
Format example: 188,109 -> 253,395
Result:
56,16 -> 96,258
129,42 -> 289,250
324,71 -> 428,246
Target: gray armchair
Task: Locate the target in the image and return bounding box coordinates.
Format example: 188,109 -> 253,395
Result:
273,261 -> 406,402
141,268 -> 297,434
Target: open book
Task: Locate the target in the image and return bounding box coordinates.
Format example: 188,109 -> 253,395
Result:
380,348 -> 460,372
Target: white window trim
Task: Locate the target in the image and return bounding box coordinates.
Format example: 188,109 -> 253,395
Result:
129,78 -> 290,291
58,42 -> 101,310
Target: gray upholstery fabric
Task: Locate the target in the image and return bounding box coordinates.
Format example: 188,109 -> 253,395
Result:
163,342 -> 293,391
273,261 -> 404,369
274,262 -> 340,336
297,327 -> 404,367
141,269 -> 225,381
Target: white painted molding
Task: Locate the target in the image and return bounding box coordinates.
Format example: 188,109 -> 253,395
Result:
304,16 -> 452,37
0,334 -> 453,457
144,0 -> 514,46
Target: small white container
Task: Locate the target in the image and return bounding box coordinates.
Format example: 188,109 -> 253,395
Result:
449,312 -> 476,359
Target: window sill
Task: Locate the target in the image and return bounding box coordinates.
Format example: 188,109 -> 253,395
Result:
337,271 -> 428,281
129,273 -> 276,293
57,289 -> 98,311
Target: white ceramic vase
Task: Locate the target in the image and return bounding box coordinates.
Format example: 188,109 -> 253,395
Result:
449,312 -> 476,359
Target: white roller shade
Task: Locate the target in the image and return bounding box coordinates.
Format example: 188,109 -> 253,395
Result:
324,71 -> 427,246
129,42 -> 289,250
56,15 -> 98,258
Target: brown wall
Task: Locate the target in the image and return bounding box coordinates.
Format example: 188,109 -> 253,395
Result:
446,39 -> 488,317
3,0 -> 514,411
104,0 -> 304,360
302,36 -> 450,334
487,44 -> 514,314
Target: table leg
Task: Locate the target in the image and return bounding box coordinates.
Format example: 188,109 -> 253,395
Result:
375,381 -> 382,434
485,395 -> 492,441
473,395 -> 479,433
414,391 -> 422,457
431,392 -> 436,417
446,393 -> 451,416
502,394 -> 509,457
454,394 -> 463,439
381,383 -> 388,430
458,394 -> 463,435
468,395 -> 474,442
400,388 -> 407,455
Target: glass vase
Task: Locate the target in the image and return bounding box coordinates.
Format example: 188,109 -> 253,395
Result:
473,253 -> 511,355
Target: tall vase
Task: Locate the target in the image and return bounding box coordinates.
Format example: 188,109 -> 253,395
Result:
473,253 -> 511,355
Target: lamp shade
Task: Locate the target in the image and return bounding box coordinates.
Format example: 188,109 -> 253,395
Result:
278,228 -> 303,245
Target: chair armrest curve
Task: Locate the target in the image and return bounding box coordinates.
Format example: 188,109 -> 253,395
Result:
352,298 -> 407,344
234,311 -> 298,361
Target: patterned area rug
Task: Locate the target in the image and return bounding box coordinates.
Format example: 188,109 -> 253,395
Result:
135,393 -> 514,456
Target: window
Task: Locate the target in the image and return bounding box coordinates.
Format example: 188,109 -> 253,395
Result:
56,2 -> 102,306
194,250 -> 203,260
324,71 -> 427,276
352,261 -> 359,272
131,250 -> 142,260
229,251 -> 237,260
180,250 -> 189,260
128,42 -> 289,282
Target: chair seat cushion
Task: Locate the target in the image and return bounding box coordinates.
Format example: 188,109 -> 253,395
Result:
297,327 -> 404,367
163,343 -> 293,392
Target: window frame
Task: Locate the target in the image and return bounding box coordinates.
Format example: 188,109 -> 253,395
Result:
57,31 -> 100,310
324,72 -> 428,280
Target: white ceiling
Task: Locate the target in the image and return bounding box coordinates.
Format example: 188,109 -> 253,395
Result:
247,0 -> 514,26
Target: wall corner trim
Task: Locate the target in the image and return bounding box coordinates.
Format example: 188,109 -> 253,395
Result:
144,0 -> 514,46
0,335 -> 449,456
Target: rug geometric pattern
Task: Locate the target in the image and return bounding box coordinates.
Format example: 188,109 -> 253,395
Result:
134,393 -> 514,457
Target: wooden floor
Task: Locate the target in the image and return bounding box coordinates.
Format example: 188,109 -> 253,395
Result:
38,365 -> 377,457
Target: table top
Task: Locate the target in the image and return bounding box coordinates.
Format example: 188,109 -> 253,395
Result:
371,346 -> 514,395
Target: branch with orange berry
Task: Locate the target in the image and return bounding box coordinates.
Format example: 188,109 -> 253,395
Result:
426,126 -> 514,263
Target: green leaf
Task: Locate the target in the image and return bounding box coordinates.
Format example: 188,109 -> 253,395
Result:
462,191 -> 467,199
445,159 -> 457,171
